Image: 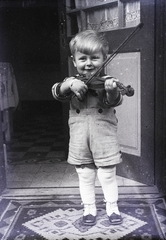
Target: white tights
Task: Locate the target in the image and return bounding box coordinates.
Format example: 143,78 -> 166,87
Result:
75,165 -> 118,205
97,166 -> 118,203
75,166 -> 97,205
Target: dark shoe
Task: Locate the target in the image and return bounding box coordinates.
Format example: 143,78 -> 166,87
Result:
82,214 -> 96,226
108,212 -> 123,225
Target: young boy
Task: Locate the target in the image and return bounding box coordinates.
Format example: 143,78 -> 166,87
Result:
52,30 -> 123,226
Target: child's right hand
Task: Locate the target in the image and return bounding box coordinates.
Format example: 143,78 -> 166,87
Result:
70,78 -> 88,100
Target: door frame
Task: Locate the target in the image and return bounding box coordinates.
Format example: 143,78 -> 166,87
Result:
154,0 -> 166,193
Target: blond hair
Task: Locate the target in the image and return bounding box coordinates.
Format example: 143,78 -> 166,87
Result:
69,30 -> 109,57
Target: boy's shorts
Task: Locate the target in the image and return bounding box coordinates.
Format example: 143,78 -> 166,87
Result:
67,108 -> 122,167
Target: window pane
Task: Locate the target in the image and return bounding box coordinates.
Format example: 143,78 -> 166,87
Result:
74,0 -> 87,8
87,3 -> 118,31
124,0 -> 140,27
87,9 -> 106,31
105,5 -> 118,29
86,0 -> 106,7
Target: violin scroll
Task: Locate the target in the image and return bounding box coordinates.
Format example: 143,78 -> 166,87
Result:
116,82 -> 134,97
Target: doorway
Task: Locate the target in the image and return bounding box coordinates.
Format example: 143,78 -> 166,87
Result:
0,2 -> 67,189
0,0 -> 165,195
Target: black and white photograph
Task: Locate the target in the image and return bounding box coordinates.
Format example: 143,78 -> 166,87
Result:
0,0 -> 165,239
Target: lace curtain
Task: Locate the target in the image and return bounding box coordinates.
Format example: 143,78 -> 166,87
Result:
73,0 -> 140,31
125,1 -> 140,27
87,4 -> 118,31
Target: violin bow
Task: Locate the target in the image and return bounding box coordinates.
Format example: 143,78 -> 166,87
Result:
85,22 -> 144,86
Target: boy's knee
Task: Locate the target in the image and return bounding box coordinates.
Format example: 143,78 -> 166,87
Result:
97,165 -> 116,181
75,165 -> 97,181
98,165 -> 116,174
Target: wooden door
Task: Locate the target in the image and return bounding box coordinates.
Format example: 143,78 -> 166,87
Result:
59,0 -> 155,185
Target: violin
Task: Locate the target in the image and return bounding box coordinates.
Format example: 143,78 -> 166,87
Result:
77,22 -> 143,97
78,75 -> 134,97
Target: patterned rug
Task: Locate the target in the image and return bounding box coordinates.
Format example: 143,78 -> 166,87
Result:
0,196 -> 166,240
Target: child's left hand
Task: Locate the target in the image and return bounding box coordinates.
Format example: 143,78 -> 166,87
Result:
103,76 -> 120,104
104,76 -> 119,93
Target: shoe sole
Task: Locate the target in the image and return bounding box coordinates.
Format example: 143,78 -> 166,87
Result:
109,219 -> 123,225
82,220 -> 96,226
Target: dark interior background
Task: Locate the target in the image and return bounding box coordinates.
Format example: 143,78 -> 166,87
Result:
0,7 -> 60,64
0,5 -> 62,122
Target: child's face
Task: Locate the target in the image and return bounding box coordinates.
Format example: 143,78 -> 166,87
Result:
72,50 -> 105,76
